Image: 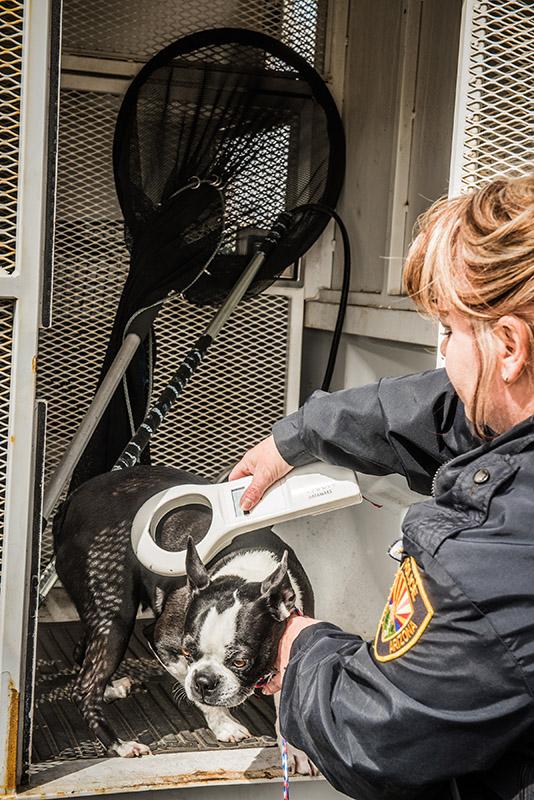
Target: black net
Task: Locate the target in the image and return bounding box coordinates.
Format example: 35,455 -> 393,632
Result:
114,27 -> 345,306
70,27 -> 344,488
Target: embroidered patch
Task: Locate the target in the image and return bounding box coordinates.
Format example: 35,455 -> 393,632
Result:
374,557 -> 434,662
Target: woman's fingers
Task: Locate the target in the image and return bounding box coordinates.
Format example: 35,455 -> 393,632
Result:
240,467 -> 276,510
262,617 -> 321,696
229,435 -> 292,510
228,455 -> 253,482
262,673 -> 282,694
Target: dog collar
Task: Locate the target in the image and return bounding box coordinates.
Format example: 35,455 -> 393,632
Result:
255,672 -> 275,690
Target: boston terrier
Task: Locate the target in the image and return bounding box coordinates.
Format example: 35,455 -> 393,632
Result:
53,464 -> 317,774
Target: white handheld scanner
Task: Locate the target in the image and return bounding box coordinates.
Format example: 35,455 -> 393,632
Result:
131,463 -> 362,576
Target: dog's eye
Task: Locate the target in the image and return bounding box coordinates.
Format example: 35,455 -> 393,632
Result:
233,658 -> 248,670
181,647 -> 192,660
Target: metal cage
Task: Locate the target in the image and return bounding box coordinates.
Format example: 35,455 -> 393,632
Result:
31,0 -> 320,785
452,0 -> 533,191
2,0 -> 533,796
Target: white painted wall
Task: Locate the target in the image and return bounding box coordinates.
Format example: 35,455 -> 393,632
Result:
300,328 -> 436,398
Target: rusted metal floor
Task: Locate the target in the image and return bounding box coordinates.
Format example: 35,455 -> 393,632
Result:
32,621 -> 277,770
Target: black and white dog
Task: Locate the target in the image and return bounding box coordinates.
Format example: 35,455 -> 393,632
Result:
53,464 -> 316,773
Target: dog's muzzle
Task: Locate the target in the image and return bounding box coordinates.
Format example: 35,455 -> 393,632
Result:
193,670 -> 221,701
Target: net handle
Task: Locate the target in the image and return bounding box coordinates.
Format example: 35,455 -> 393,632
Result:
113,212 -> 293,471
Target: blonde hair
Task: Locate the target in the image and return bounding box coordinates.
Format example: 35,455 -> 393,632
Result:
403,173 -> 534,436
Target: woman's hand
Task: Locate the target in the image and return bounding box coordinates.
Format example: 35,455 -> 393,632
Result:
229,435 -> 292,510
261,614 -> 321,695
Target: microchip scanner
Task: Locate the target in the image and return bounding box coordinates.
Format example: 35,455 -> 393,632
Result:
131,463 -> 362,576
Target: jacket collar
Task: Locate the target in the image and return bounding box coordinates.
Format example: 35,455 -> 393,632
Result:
433,416 -> 534,497
485,415 -> 534,449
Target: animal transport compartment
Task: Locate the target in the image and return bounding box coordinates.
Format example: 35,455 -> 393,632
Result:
1,0 -> 532,797
30,0 -> 328,793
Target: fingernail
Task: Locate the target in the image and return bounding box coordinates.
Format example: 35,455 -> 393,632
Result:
241,498 -> 252,511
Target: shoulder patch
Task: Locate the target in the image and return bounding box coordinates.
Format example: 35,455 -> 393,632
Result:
374,556 -> 434,662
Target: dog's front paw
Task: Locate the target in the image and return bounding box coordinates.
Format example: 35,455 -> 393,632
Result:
284,741 -> 320,777
211,716 -> 252,743
201,705 -> 253,743
110,740 -> 152,758
104,677 -> 133,703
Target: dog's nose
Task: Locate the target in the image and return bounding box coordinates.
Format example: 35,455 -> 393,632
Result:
194,672 -> 220,699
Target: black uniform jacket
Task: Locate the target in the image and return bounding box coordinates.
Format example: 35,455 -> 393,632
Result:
272,369 -> 534,800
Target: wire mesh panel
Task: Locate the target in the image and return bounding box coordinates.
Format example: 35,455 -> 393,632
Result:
461,0 -> 533,188
38,1 -> 325,568
37,87 -> 295,568
150,294 -> 289,477
38,88 -> 127,567
38,90 -> 127,469
0,0 -> 22,577
0,0 -> 24,274
0,303 -> 14,584
62,0 -> 327,71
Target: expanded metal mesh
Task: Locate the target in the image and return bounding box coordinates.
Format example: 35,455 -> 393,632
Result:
62,0 -> 327,71
0,0 -> 24,274
38,90 -> 127,512
38,1 -> 324,568
461,0 -> 533,188
0,303 -> 14,581
0,0 -> 22,582
38,88 -> 292,567
150,294 -> 288,477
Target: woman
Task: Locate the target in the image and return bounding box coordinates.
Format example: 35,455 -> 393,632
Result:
229,175 -> 534,799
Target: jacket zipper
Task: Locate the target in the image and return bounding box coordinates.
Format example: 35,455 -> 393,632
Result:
431,460 -> 449,497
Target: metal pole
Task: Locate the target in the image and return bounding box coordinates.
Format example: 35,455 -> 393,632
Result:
206,251 -> 266,339
114,251 -> 268,472
450,779 -> 462,800
42,332 -> 141,520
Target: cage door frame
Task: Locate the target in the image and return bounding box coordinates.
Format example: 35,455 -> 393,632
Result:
0,0 -> 52,791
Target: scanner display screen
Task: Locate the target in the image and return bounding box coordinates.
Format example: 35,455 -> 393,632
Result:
231,487 -> 248,517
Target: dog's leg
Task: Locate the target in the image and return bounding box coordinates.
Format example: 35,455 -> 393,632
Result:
273,692 -> 319,776
73,632 -> 87,666
73,618 -> 151,758
195,702 -> 252,744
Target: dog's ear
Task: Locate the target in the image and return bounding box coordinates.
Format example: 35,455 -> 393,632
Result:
260,550 -> 296,621
186,536 -> 210,593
